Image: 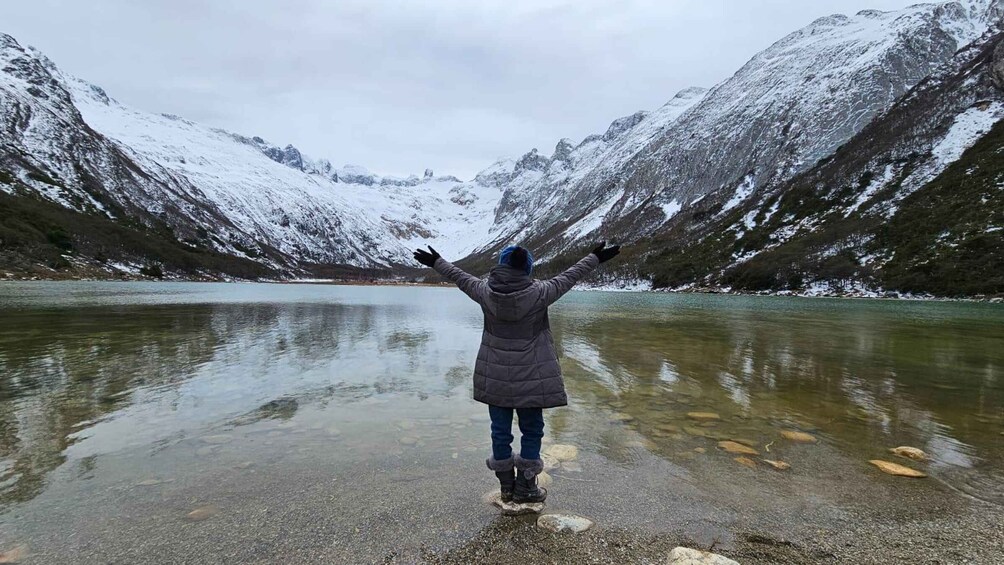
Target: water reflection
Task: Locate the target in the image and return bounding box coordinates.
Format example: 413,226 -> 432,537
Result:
551,296 -> 1004,501
0,283 -> 1002,513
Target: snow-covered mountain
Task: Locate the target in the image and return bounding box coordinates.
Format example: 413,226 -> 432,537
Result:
468,0 -> 1002,264
1,0 -> 1002,293
1,32 -> 495,273
643,26 -> 1004,297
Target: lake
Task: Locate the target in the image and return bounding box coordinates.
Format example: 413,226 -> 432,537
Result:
1,282 -> 1002,563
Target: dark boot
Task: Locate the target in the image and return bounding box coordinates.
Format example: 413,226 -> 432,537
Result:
486,456 -> 515,502
513,455 -> 547,504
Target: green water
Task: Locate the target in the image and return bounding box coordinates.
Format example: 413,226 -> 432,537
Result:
0,282 -> 1002,560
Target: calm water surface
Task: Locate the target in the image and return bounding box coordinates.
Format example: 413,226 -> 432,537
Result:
0,282 -> 1002,560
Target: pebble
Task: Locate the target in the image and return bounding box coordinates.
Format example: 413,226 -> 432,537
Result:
889,446 -> 927,461
869,460 -> 926,478
484,491 -> 544,516
399,436 -> 419,446
200,434 -> 233,445
694,447 -> 706,454
667,546 -> 740,565
186,505 -> 219,522
734,456 -> 757,469
780,430 -> 817,443
763,459 -> 791,471
544,444 -> 579,461
687,412 -> 721,421
536,513 -> 594,533
718,441 -> 759,455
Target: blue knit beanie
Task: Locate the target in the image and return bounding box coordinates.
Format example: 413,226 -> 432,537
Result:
499,245 -> 533,275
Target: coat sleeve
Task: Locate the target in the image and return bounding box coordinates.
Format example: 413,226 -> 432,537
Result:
433,257 -> 487,305
540,253 -> 600,306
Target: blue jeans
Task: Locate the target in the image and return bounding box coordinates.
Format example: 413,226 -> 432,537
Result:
488,405 -> 545,461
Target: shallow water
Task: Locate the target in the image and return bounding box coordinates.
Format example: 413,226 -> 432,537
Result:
1,282 -> 1002,561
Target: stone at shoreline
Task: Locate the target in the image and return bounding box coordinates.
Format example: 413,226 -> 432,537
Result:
484,491 -> 544,516
537,513 -> 594,533
544,444 -> 579,461
780,430 -> 817,443
537,471 -> 553,487
200,434 -> 233,445
869,460 -> 926,478
718,441 -> 759,455
667,546 -> 740,565
734,456 -> 757,469
687,412 -> 721,421
890,446 -> 927,461
186,505 -> 219,521
763,459 -> 791,471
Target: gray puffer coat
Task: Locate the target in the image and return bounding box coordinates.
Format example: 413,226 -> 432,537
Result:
433,254 -> 599,408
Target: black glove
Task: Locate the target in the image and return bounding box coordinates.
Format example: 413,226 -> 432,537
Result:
591,241 -> 621,263
413,246 -> 441,268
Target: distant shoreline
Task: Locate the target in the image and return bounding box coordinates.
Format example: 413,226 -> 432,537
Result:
3,273 -> 1002,303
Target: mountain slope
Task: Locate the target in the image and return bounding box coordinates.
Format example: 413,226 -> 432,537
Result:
468,0 -> 1001,268
641,28 -> 1004,297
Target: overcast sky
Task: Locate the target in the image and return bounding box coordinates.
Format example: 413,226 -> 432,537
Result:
7,0 -> 918,178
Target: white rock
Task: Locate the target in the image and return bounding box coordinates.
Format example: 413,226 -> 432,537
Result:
667,547 -> 740,565
536,513 -> 593,533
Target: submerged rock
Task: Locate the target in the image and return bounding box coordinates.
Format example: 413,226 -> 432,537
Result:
0,544 -> 27,563
186,505 -> 219,521
537,471 -> 553,487
200,434 -> 233,445
687,412 -> 721,421
399,436 -> 419,446
542,454 -> 561,470
890,446 -> 927,461
734,456 -> 757,469
135,479 -> 164,487
484,491 -> 544,516
561,461 -> 583,472
667,546 -> 740,565
869,460 -> 927,478
718,441 -> 759,455
536,513 -> 594,533
780,430 -> 817,443
544,444 -> 579,461
763,459 -> 791,471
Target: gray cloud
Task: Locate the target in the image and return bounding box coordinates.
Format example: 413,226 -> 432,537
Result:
6,0 -> 916,178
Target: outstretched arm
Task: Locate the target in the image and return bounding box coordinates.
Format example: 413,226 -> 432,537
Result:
540,242 -> 621,305
414,246 -> 486,304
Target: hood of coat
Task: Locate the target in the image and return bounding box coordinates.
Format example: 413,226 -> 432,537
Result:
485,265 -> 539,321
